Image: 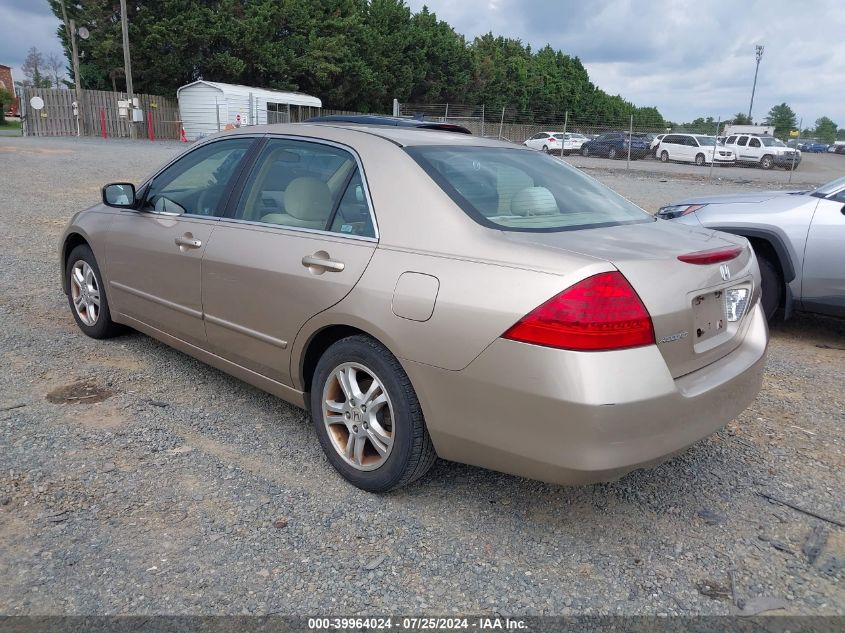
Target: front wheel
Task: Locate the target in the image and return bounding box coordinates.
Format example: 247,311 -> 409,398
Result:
608,147 -> 617,159
760,155 -> 774,170
660,150 -> 669,163
581,146 -> 590,157
66,244 -> 124,339
310,335 -> 436,492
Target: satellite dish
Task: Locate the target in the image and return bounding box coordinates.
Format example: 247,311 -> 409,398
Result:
77,26 -> 90,40
30,96 -> 44,110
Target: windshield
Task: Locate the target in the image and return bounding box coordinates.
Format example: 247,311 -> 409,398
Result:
406,146 -> 652,232
812,175 -> 845,196
694,136 -> 716,146
761,137 -> 786,147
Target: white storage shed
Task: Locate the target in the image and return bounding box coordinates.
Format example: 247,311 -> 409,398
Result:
177,81 -> 322,140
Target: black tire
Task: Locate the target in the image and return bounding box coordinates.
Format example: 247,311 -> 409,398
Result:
310,335 -> 436,492
542,145 -> 549,153
65,244 -> 124,339
660,150 -> 669,163
760,155 -> 774,170
608,147 -> 617,159
581,146 -> 590,157
695,153 -> 705,166
757,254 -> 783,321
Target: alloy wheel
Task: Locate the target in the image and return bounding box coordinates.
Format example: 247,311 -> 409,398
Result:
322,362 -> 395,471
70,260 -> 100,326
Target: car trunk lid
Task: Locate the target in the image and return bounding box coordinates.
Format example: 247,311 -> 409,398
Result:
504,221 -> 759,378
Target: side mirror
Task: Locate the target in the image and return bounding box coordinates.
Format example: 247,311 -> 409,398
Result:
102,183 -> 136,208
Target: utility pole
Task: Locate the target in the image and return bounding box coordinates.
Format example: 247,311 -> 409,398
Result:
747,45 -> 764,121
59,0 -> 84,134
119,0 -> 136,139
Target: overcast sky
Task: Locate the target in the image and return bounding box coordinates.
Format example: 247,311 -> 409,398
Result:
406,0 -> 845,126
2,0 -> 843,127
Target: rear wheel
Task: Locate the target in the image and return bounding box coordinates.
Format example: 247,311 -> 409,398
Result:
310,335 -> 436,492
760,154 -> 774,170
695,153 -> 706,166
608,147 -> 617,159
757,254 -> 783,321
660,150 -> 669,163
542,145 -> 549,153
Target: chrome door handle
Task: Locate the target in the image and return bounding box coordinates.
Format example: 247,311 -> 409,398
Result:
302,254 -> 345,272
175,236 -> 202,249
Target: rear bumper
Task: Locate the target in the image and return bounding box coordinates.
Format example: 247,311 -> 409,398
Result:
406,303 -> 767,485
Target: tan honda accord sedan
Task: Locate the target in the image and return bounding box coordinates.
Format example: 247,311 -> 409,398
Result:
59,122 -> 768,492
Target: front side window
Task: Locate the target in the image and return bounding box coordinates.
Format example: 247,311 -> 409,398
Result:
143,138 -> 254,216
695,136 -> 716,146
234,138 -> 375,237
737,136 -> 748,147
407,145 -> 652,232
726,136 -> 737,144
749,138 -> 761,148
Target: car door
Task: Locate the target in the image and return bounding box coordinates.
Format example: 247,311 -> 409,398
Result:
801,190 -> 845,316
201,137 -> 378,385
105,136 -> 256,348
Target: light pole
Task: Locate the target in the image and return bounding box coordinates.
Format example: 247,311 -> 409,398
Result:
119,0 -> 137,139
747,45 -> 764,121
58,0 -> 86,134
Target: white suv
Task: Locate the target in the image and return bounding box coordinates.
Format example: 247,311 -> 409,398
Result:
657,134 -> 735,166
723,134 -> 801,170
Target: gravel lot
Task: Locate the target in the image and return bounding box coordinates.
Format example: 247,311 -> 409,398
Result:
1,136 -> 843,617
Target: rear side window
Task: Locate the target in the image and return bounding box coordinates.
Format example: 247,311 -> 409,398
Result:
233,138 -> 375,237
726,136 -> 737,144
407,146 -> 652,233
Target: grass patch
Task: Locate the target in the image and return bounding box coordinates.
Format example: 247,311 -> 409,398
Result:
0,119 -> 22,129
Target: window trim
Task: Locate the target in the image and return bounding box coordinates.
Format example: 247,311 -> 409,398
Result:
136,135 -> 262,218
218,134 -> 380,242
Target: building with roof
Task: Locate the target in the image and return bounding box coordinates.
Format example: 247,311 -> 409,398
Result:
176,80 -> 321,140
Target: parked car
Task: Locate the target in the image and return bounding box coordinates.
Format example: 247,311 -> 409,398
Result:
658,175 -> 845,320
524,131 -> 585,156
524,131 -> 565,154
799,140 -> 829,153
60,121 -> 767,492
835,144 -> 845,155
723,134 -> 800,170
656,134 -> 736,166
580,132 -> 650,159
650,134 -> 666,156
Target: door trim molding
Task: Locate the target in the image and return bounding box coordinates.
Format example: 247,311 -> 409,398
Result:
204,313 -> 288,349
110,281 -> 203,319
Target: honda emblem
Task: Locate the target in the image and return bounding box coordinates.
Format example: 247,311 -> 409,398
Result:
719,264 -> 731,281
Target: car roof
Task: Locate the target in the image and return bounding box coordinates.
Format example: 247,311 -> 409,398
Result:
205,122 -> 521,149
306,114 -> 472,135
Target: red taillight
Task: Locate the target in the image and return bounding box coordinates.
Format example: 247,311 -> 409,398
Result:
548,137 -> 556,142
677,245 -> 743,265
502,272 -> 655,351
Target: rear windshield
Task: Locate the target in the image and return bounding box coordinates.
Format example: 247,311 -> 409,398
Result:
406,146 -> 652,232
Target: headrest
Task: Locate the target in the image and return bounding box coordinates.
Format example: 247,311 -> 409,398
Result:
510,187 -> 559,216
284,177 -> 332,221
